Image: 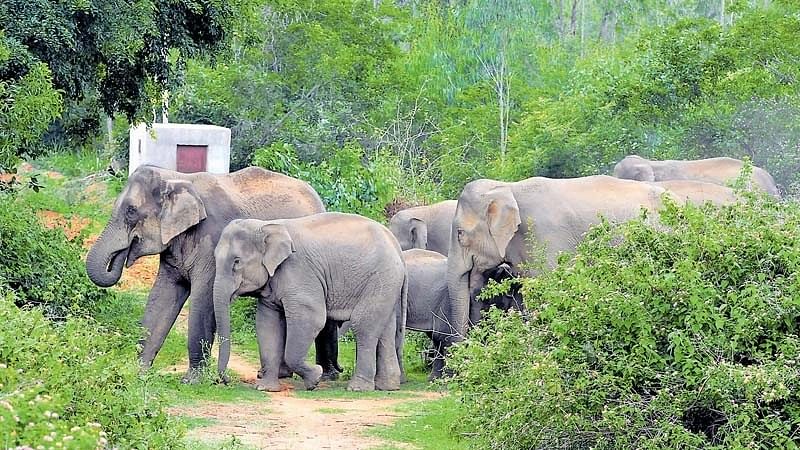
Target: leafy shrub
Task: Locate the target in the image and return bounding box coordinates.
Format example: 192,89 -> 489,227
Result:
449,196 -> 800,449
253,141 -> 399,220
0,193 -> 109,318
0,291 -> 185,448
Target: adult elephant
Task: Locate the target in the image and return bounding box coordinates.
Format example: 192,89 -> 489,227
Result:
213,214 -> 407,392
446,175 -> 670,340
652,180 -> 738,206
85,165 -> 340,382
613,155 -> 780,197
389,200 -> 457,255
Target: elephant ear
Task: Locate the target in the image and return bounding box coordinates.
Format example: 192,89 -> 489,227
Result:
260,224 -> 295,277
409,218 -> 428,249
159,180 -> 207,245
485,187 -> 521,260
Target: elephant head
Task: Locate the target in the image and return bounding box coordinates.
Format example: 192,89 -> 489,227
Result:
613,155 -> 655,182
85,166 -> 207,287
447,181 -> 521,339
469,263 -> 524,324
389,212 -> 427,250
213,220 -> 295,375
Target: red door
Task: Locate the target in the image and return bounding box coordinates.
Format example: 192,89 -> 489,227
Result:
176,145 -> 208,173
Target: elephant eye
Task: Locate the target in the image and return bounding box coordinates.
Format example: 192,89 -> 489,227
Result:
125,205 -> 138,222
456,229 -> 466,244
232,257 -> 241,270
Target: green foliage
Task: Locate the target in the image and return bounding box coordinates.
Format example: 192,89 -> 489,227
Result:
0,293 -> 185,448
253,142 -> 399,220
171,0 -> 406,171
0,193 -> 108,317
449,197 -> 800,449
369,396 -> 468,450
0,33 -> 63,170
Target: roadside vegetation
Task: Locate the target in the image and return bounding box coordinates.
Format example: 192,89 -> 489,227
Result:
2,0 -> 800,449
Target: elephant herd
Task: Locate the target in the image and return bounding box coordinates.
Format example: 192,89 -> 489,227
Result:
85,155 -> 779,391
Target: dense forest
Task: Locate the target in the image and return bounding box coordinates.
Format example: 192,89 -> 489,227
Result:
2,0 -> 800,448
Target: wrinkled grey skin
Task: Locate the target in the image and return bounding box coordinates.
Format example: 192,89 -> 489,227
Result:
85,165 -> 335,383
403,249 -> 522,380
213,213 -> 407,392
651,180 -> 738,206
613,155 -> 780,197
446,175 -> 670,340
389,200 -> 457,255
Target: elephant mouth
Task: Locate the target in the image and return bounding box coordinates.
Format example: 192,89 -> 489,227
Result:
107,246 -> 130,272
124,236 -> 141,268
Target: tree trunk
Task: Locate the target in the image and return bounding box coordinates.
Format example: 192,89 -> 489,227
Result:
569,0 -> 578,36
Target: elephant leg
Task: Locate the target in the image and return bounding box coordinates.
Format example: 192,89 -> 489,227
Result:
283,302 -> 325,390
140,262 -> 189,371
185,276 -> 216,383
347,316 -> 382,392
375,314 -> 401,391
429,334 -> 447,381
255,301 -> 292,380
315,319 -> 342,381
255,303 -> 285,392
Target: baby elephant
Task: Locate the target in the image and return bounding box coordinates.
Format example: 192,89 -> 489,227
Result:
404,249 -> 522,380
213,213 -> 407,392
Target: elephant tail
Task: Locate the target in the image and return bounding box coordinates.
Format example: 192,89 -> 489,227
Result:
396,268 -> 408,381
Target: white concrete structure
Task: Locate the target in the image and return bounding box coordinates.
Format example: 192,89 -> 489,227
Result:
129,123 -> 231,175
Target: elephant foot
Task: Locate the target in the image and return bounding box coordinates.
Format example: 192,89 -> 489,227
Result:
181,367 -> 203,385
217,372 -> 231,385
255,378 -> 282,392
302,365 -> 323,390
375,377 -> 400,391
278,364 -> 293,379
320,368 -> 340,382
346,376 -> 375,392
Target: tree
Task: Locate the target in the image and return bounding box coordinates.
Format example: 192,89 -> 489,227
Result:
0,0 -> 240,163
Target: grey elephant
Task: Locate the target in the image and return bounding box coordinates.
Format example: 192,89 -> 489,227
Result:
652,180 -> 738,206
389,200 -> 457,255
85,165 -> 341,382
213,213 -> 407,392
613,155 -> 779,197
445,175 -> 671,342
403,249 -> 522,379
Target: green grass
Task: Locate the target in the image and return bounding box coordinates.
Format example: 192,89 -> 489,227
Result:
368,395 -> 469,450
316,407 -> 347,414
184,436 -> 259,450
177,415 -> 217,430
34,147 -> 108,178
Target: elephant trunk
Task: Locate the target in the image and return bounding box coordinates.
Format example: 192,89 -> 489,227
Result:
446,257 -> 471,342
85,221 -> 129,287
213,278 -> 234,377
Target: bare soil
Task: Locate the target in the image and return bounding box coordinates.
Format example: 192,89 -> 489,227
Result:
168,350 -> 440,450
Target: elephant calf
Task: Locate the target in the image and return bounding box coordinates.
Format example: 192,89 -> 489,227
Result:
404,249 -> 521,380
213,213 -> 407,392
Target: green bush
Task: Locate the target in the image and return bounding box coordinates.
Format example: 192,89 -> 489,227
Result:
253,141 -> 398,220
0,193 -> 108,318
449,196 -> 800,449
0,291 -> 185,448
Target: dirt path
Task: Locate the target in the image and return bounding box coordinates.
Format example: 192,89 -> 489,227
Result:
166,337 -> 440,450
171,387 -> 439,450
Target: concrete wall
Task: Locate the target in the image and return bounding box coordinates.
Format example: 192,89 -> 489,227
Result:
129,123 -> 231,175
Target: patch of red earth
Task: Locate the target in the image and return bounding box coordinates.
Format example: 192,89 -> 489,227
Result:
37,210 -> 93,241
38,210 -> 159,291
